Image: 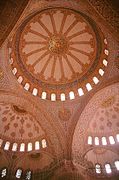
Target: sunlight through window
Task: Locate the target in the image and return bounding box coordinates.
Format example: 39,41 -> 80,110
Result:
69,91 -> 75,100
109,136 -> 115,145
95,164 -> 101,174
102,137 -> 107,145
105,164 -> 112,174
88,136 -> 92,145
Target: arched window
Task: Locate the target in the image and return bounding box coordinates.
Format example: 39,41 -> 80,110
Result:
114,161 -> 119,171
25,170 -> 32,180
4,141 -> 10,150
12,67 -> 17,75
103,59 -> 108,66
9,57 -> 13,64
104,39 -> 107,44
42,139 -> 47,148
93,77 -> 99,84
32,88 -> 38,96
35,141 -> 40,150
95,164 -> 101,174
86,83 -> 92,91
88,136 -> 92,145
60,93 -> 65,101
1,168 -> 7,178
8,47 -> 12,54
17,76 -> 23,84
20,143 -> 25,152
99,69 -> 104,76
102,137 -> 107,145
104,49 -> 109,55
109,136 -> 115,145
27,143 -> 32,152
16,169 -> 22,179
12,143 -> 18,151
95,137 -> 99,145
105,163 -> 112,174
0,139 -> 3,147
78,88 -> 84,96
24,83 -> 30,91
116,134 -> 119,142
51,93 -> 56,101
69,91 -> 75,100
41,92 -> 47,99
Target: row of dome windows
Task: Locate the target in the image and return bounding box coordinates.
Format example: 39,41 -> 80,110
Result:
0,168 -> 31,179
95,161 -> 119,174
0,139 -> 47,152
88,134 -> 119,146
11,59 -> 107,101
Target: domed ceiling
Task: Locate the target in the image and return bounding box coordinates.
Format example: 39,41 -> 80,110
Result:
0,102 -> 45,145
85,148 -> 119,166
9,7 -> 108,100
72,83 -> 119,138
88,94 -> 119,134
72,83 -> 119,169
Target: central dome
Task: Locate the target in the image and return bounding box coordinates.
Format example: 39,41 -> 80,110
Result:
9,7 -> 108,100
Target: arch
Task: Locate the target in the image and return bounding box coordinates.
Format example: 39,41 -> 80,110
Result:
94,137 -> 99,145
0,168 -> 7,178
88,136 -> 92,145
51,93 -> 56,101
99,68 -> 104,76
95,164 -> 101,174
109,136 -> 115,145
102,137 -> 107,145
32,88 -> 38,96
24,83 -> 30,91
15,168 -> 23,179
41,139 -> 47,148
20,143 -> 25,152
4,142 -> 10,150
86,83 -> 92,91
78,88 -> 84,96
41,92 -> 47,99
27,143 -> 32,152
114,161 -> 119,171
105,163 -> 112,174
60,93 -> 66,101
93,77 -> 99,84
35,141 -> 40,150
12,143 -> 18,151
69,91 -> 75,100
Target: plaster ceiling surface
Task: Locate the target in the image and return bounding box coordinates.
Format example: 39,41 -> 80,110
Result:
72,83 -> 119,158
85,148 -> 119,167
88,95 -> 119,134
9,7 -> 108,100
0,0 -> 29,47
15,152 -> 54,171
0,102 -> 45,141
0,0 -> 119,179
0,151 -> 8,169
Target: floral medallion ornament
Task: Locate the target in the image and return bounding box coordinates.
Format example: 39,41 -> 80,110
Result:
58,108 -> 71,121
9,7 -> 108,100
101,96 -> 115,108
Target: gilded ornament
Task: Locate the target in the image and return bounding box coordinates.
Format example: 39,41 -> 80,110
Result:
101,96 -> 115,108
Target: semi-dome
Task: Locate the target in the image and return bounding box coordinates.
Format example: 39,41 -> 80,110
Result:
0,101 -> 47,153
